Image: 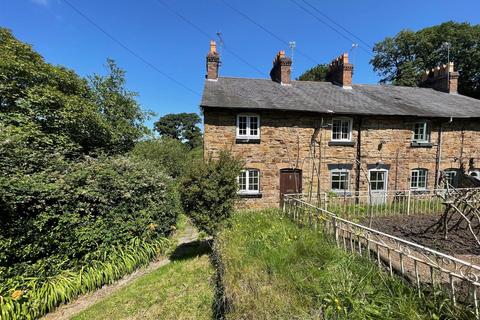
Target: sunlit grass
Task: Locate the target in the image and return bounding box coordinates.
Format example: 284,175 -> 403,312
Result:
216,209 -> 469,319
73,243 -> 214,320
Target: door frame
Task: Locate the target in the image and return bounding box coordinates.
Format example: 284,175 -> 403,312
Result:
279,168 -> 302,205
368,168 -> 388,204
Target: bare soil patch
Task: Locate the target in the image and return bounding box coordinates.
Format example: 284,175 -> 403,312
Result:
365,214 -> 480,256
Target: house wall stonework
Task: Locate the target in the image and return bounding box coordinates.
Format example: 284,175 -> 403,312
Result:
203,108 -> 480,209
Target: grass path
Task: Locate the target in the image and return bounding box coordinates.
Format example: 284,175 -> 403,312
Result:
72,241 -> 213,320
42,217 -> 213,320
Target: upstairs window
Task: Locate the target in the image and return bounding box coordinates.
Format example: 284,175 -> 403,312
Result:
236,114 -> 260,139
238,169 -> 260,194
412,122 -> 430,143
411,169 -> 428,190
331,169 -> 349,192
331,118 -> 352,141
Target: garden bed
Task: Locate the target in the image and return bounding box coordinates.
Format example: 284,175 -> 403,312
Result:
365,214 -> 480,256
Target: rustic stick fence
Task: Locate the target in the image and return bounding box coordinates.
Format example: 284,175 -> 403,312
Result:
283,193 -> 480,318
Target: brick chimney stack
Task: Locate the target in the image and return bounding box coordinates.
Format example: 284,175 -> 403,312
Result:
270,50 -> 292,85
327,53 -> 353,89
421,62 -> 459,94
206,40 -> 220,80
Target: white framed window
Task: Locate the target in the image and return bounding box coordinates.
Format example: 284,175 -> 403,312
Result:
238,169 -> 260,194
331,169 -> 349,191
444,170 -> 457,187
369,169 -> 388,191
236,114 -> 260,139
412,122 -> 430,143
331,118 -> 352,141
411,169 -> 428,190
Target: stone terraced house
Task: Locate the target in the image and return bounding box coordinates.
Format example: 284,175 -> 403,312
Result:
200,41 -> 480,209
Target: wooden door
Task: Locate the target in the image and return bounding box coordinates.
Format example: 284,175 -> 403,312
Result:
280,169 -> 302,206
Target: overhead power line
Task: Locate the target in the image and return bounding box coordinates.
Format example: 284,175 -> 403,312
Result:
154,0 -> 267,76
299,0 -> 373,51
220,0 -> 322,66
288,0 -> 372,55
61,0 -> 200,96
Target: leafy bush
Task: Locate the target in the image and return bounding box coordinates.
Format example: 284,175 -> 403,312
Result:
181,152 -> 243,235
0,237 -> 171,320
0,28 -> 149,156
131,137 -> 191,179
0,156 -> 179,280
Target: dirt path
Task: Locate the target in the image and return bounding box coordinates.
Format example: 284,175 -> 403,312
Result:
42,225 -> 198,320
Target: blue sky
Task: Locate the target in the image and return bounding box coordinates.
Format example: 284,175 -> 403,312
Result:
1,0 -> 480,129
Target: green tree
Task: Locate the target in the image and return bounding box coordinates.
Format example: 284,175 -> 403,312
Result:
0,28 -> 148,156
131,137 -> 190,179
371,21 -> 480,98
297,64 -> 329,81
154,113 -> 202,149
180,152 -> 243,236
89,59 -> 150,154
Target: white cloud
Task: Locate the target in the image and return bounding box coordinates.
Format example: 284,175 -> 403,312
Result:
31,0 -> 49,6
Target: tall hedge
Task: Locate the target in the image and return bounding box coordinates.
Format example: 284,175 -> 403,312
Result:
0,156 -> 179,281
181,152 -> 243,236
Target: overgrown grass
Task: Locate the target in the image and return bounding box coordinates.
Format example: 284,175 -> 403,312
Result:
175,213 -> 188,232
216,209 -> 469,319
73,241 -> 214,320
0,238 -> 171,320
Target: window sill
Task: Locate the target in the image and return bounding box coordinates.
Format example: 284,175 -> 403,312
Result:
236,138 -> 260,144
238,192 -> 262,198
328,141 -> 355,147
410,142 -> 432,148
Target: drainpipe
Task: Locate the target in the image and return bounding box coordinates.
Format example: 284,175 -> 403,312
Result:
355,117 -> 362,199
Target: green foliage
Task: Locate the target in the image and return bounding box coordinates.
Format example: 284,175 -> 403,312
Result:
0,27 -> 183,318
297,63 -> 329,81
0,156 -> 179,280
154,113 -> 202,149
181,152 -> 243,236
371,21 -> 480,98
216,210 -> 470,319
88,59 -> 150,154
131,137 -> 197,179
0,27 -> 149,155
0,237 -> 171,320
73,249 -> 214,320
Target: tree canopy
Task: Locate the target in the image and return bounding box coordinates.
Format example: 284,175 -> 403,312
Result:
154,112 -> 202,149
371,21 -> 480,98
297,64 -> 329,82
0,28 -> 148,160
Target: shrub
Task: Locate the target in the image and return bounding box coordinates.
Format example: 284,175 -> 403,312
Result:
131,137 -> 190,179
0,156 -> 179,280
0,237 -> 171,319
181,151 -> 243,236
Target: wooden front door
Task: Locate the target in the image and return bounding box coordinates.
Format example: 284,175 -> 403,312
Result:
280,169 -> 302,206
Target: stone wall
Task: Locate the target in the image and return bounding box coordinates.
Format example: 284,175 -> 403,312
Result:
203,108 -> 480,209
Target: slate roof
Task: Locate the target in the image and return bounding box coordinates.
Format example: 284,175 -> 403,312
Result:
200,77 -> 480,118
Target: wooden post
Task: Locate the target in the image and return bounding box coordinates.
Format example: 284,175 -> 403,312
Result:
407,190 -> 412,215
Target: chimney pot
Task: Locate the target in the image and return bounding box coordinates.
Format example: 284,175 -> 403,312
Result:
206,40 -> 220,80
420,61 -> 459,94
270,50 -> 292,85
327,52 -> 353,88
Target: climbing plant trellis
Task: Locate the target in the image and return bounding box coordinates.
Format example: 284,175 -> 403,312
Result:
283,193 -> 480,318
